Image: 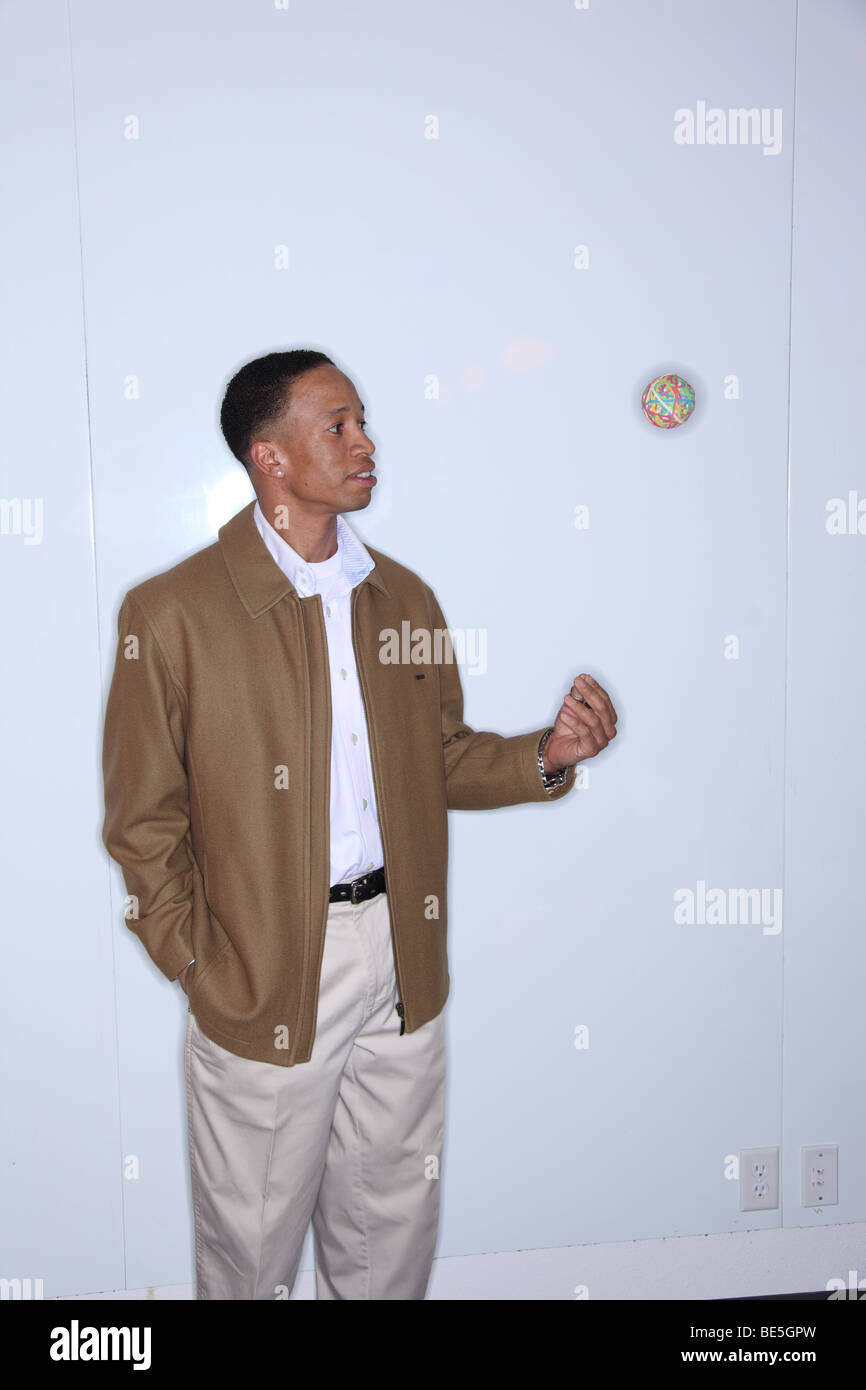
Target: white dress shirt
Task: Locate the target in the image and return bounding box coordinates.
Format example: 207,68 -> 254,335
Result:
253,500 -> 385,887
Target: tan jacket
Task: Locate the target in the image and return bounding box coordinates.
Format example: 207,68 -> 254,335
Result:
101,500 -> 576,1066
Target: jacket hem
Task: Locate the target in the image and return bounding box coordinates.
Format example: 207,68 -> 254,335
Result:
189,988 -> 451,1067
189,1014 -> 305,1067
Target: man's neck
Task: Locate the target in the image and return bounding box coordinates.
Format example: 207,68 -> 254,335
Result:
258,497 -> 339,563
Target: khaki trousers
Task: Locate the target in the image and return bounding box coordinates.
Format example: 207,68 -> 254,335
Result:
184,890 -> 446,1300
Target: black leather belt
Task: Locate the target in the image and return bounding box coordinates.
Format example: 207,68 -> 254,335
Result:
329,866 -> 386,904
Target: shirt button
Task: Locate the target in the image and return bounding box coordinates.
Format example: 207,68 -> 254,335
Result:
340,668 -> 348,680
351,733 -> 359,745
362,798 -> 368,810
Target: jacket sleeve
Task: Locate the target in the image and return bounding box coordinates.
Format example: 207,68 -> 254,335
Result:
427,589 -> 577,811
101,591 -> 195,981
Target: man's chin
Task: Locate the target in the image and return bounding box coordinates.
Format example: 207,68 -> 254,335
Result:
342,489 -> 374,511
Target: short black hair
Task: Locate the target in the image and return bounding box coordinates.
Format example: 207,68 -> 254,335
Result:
220,349 -> 336,470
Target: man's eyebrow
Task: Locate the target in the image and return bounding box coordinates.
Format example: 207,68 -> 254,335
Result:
323,403 -> 365,419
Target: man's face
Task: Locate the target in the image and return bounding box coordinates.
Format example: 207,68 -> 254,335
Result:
250,365 -> 377,515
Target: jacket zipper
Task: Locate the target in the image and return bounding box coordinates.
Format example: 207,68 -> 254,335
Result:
351,582 -> 407,1037
296,592 -> 329,1065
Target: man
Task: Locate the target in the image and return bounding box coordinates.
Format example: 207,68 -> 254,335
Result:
101,348 -> 617,1301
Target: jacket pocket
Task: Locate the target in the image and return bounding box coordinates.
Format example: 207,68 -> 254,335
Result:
190,936 -> 234,991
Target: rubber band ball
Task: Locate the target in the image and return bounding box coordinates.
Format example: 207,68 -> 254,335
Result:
642,373 -> 695,428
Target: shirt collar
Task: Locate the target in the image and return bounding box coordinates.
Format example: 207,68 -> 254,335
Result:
253,500 -> 375,596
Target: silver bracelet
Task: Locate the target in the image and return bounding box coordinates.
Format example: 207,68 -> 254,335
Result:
537,728 -> 567,791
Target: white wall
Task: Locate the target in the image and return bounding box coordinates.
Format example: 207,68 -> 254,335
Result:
1,0 -> 863,1299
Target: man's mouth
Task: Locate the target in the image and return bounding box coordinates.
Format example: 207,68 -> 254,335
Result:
348,468 -> 377,487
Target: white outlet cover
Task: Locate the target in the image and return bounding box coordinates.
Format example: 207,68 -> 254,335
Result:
739,1147 -> 780,1212
802,1144 -> 839,1207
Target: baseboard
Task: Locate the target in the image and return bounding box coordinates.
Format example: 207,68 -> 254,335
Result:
50,1221 -> 866,1300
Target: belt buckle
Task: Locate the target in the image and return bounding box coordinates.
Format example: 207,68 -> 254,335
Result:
350,874 -> 365,905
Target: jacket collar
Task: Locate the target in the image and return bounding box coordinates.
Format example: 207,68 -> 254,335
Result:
219,500 -> 389,618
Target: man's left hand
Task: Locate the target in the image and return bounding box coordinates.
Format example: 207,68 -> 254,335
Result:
543,674 -> 618,771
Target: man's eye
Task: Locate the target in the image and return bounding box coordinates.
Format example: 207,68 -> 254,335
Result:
329,421 -> 368,433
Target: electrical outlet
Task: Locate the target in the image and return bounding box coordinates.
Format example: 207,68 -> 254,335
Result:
739,1147 -> 780,1212
802,1145 -> 838,1207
